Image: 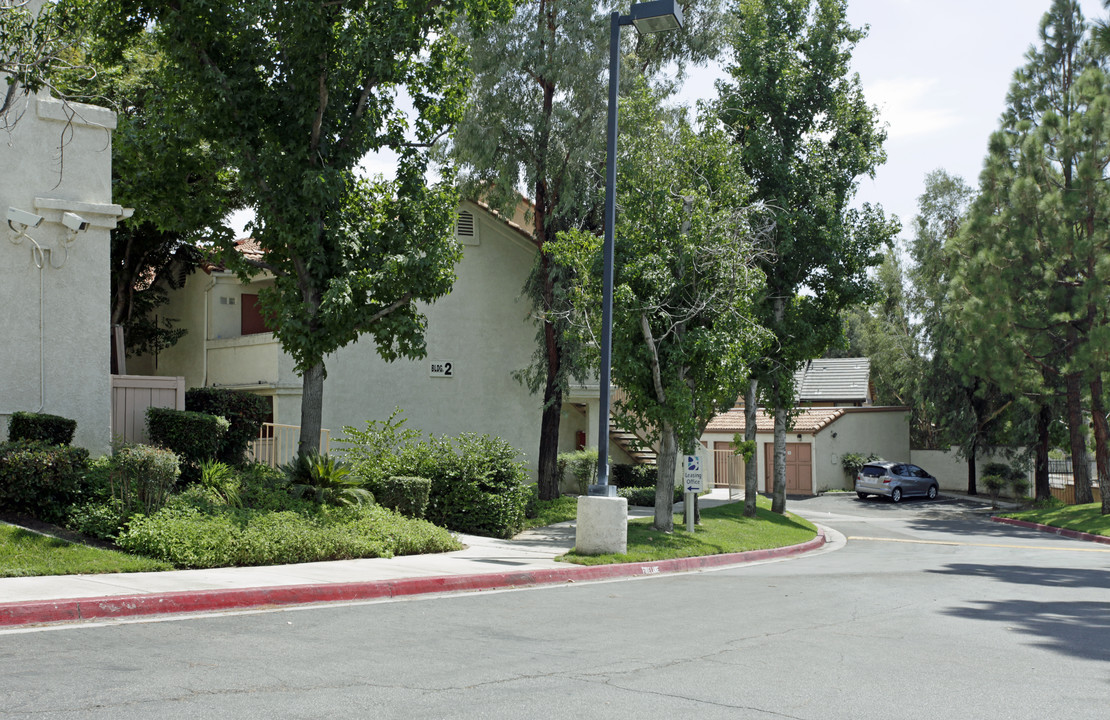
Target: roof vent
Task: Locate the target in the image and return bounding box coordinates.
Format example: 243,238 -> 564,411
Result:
456,210 -> 479,245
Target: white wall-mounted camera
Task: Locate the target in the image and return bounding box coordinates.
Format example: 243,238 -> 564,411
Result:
7,207 -> 44,231
62,212 -> 90,232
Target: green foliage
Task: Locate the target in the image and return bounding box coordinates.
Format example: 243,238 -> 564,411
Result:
0,440 -> 89,523
840,452 -> 879,479
557,449 -> 597,494
115,503 -> 462,569
610,464 -> 658,489
0,0 -> 87,121
376,476 -> 431,520
199,460 -> 242,508
146,407 -> 229,475
618,486 -> 684,507
732,435 -> 756,463
522,494 -> 579,529
112,442 -> 180,516
340,413 -> 532,538
185,388 -> 269,465
65,500 -> 128,541
716,0 -> 895,512
6,411 -> 77,446
338,409 -> 424,486
281,450 -> 373,507
396,434 -> 532,539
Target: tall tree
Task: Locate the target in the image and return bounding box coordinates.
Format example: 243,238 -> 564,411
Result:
450,1 -> 726,500
953,0 -> 1110,511
549,94 -> 770,532
104,0 -> 510,454
1,0 -> 87,125
715,0 -> 894,513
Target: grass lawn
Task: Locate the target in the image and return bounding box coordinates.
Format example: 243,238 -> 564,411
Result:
0,523 -> 171,578
523,496 -> 579,529
1001,503 -> 1110,538
560,494 -> 817,565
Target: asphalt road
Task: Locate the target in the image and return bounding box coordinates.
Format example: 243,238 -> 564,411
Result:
1,493 -> 1107,719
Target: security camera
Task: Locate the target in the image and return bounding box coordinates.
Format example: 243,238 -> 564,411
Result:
62,212 -> 90,232
7,207 -> 44,229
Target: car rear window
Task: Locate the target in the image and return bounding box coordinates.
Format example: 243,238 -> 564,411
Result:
860,465 -> 885,477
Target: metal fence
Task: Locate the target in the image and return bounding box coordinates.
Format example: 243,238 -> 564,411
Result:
1046,458 -> 1102,504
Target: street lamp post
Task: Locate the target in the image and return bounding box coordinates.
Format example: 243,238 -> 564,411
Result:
588,0 -> 684,498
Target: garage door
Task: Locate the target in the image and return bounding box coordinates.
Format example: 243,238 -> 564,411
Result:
763,442 -> 813,496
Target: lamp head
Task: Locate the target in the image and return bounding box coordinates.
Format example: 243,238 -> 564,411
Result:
630,0 -> 684,34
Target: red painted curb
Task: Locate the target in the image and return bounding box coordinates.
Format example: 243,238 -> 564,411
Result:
990,516 -> 1110,545
0,532 -> 825,628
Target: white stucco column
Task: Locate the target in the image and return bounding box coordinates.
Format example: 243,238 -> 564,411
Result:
584,397 -> 602,449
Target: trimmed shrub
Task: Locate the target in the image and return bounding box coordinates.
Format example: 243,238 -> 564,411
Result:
7,411 -> 77,446
398,433 -> 531,539
115,503 -> 462,568
185,388 -> 269,464
618,485 -> 684,507
0,440 -> 89,522
557,449 -> 597,494
146,407 -> 229,476
610,464 -> 657,488
378,476 -> 431,519
112,443 -> 180,515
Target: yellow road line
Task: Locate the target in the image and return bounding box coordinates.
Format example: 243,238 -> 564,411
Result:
847,536 -> 1110,552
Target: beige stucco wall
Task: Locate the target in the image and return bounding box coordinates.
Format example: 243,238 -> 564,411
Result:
0,90 -> 124,454
813,408 -> 912,491
910,447 -> 1031,494
701,407 -> 912,494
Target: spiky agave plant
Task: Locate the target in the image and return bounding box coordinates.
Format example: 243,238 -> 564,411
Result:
281,450 -> 374,507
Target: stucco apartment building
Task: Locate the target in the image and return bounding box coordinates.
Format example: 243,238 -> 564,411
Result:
129,200 -> 634,477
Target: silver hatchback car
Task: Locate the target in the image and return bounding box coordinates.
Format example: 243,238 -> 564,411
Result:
856,461 -> 939,502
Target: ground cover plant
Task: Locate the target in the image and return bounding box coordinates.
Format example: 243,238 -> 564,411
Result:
1001,503 -> 1110,538
522,495 -> 578,529
559,495 -> 817,565
0,523 -> 171,578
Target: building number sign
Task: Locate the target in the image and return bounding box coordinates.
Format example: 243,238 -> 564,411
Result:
429,360 -> 454,378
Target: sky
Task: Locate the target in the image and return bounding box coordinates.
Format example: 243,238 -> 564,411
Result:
679,0 -> 1108,237
231,0 -> 1109,240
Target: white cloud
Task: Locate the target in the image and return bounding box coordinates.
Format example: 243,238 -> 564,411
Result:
867,77 -> 962,140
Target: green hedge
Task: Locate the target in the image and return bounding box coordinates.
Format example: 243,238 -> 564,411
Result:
610,464 -> 657,488
618,485 -> 683,507
185,388 -> 268,464
396,434 -> 531,539
113,443 -> 180,514
146,407 -> 229,474
7,411 -> 77,446
378,476 -> 431,519
0,440 -> 89,522
115,503 -> 462,568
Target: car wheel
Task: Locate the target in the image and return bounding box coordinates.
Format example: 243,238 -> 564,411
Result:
856,492 -> 868,499
927,484 -> 938,500
891,487 -> 902,503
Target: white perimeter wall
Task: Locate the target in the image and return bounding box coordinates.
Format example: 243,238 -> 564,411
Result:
0,91 -> 120,454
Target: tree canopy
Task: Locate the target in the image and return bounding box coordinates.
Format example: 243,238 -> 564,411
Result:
99,0 -> 511,453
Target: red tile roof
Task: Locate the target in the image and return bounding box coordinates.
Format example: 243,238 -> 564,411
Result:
704,407 -> 846,435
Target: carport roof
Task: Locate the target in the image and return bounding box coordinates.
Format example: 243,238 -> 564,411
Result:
704,407 -> 845,435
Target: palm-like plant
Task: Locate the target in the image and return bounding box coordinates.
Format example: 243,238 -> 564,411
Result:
281,450 -> 373,507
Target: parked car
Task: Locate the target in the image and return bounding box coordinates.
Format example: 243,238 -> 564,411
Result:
856,461 -> 939,502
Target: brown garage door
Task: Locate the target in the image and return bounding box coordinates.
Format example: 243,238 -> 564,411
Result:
763,442 -> 813,496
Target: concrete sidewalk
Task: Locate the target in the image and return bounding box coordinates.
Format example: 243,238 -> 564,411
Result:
0,490 -> 825,628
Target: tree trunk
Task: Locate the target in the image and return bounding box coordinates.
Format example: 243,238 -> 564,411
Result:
1065,370 -> 1093,504
298,361 -> 325,456
537,381 -> 563,500
654,421 -> 677,532
744,377 -> 759,517
1089,375 -> 1110,514
966,440 -> 977,496
772,403 -> 787,514
1035,403 -> 1051,502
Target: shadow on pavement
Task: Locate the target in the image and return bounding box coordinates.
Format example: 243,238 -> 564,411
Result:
930,563 -> 1110,663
